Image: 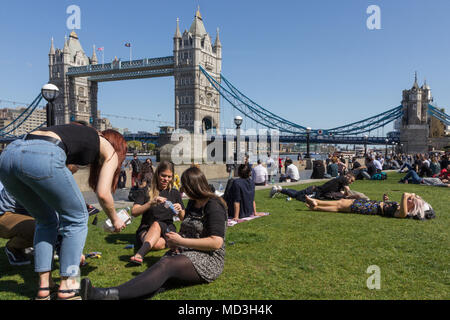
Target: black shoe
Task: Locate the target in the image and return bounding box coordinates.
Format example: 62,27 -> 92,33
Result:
80,278 -> 119,300
5,247 -> 31,266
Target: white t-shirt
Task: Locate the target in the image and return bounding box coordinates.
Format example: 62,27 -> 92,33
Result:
373,159 -> 383,171
266,158 -> 276,173
252,164 -> 268,184
286,164 -> 300,181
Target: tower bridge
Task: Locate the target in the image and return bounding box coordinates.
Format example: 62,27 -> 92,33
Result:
1,8 -> 449,153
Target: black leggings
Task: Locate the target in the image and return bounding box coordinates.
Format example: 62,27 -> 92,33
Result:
114,254 -> 205,300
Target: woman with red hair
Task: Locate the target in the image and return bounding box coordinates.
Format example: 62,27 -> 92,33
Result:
0,124 -> 128,300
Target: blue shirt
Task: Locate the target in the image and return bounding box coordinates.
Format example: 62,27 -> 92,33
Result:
0,181 -> 25,216
230,178 -> 255,219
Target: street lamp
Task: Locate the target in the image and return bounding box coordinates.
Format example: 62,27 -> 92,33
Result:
391,141 -> 395,156
234,116 -> 243,168
385,138 -> 389,160
305,127 -> 311,159
364,135 -> 368,156
41,83 -> 59,127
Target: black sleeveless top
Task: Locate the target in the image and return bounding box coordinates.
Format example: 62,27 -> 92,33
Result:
40,124 -> 100,165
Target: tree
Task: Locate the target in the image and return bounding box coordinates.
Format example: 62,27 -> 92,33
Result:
127,140 -> 142,152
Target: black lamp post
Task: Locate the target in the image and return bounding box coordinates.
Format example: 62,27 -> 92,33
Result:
306,127 -> 311,159
234,115 -> 243,167
364,135 -> 368,156
385,138 -> 389,160
41,83 -> 59,127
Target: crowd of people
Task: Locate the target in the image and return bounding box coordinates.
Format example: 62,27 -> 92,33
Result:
0,126 -> 444,300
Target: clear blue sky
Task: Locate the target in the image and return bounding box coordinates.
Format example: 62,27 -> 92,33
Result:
1,0 -> 449,133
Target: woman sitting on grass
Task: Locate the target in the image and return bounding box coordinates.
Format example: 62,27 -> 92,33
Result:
129,160 -> 185,265
80,166 -> 228,300
304,192 -> 435,220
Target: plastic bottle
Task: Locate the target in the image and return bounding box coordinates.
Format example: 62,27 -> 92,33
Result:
218,183 -> 224,193
102,207 -> 132,233
164,201 -> 179,216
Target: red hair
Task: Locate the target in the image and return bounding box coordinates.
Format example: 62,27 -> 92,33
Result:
89,129 -> 128,193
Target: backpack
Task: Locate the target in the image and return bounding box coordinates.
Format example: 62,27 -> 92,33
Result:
222,178 -> 235,218
310,160 -> 325,179
371,172 -> 387,180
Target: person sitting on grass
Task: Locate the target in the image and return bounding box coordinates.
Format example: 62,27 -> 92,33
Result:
270,173 -> 367,202
0,181 -> 35,266
80,166 -> 228,300
304,192 -> 435,220
225,163 -> 257,221
129,161 -> 185,265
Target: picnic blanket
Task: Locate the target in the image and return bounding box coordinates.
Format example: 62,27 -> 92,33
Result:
227,212 -> 270,227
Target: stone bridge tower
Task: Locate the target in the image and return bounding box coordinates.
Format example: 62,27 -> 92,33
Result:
48,31 -> 99,127
173,8 -> 222,134
400,73 -> 433,153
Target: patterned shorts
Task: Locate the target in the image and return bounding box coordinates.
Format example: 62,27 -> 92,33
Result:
350,199 -> 381,215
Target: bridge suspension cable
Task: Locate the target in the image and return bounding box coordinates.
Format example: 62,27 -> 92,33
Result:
0,93 -> 44,136
428,105 -> 450,126
199,65 -> 402,136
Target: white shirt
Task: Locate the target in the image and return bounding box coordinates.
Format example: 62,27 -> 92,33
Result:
373,159 -> 383,171
266,158 -> 276,174
286,164 -> 300,181
252,164 -> 268,184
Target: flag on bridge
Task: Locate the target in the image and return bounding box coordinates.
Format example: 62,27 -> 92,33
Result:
97,47 -> 104,51
125,43 -> 131,47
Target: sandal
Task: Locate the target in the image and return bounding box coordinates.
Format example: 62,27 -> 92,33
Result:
56,289 -> 82,300
34,285 -> 58,300
129,255 -> 143,265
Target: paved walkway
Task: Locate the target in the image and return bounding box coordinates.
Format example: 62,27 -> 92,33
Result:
82,170 -> 327,209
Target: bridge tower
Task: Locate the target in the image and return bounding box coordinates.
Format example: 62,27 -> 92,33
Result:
48,31 -> 99,127
400,73 -> 433,153
173,8 -> 222,134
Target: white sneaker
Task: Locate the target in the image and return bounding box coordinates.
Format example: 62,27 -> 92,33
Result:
270,186 -> 279,198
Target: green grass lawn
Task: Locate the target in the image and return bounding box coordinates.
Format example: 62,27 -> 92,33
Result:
0,172 -> 449,300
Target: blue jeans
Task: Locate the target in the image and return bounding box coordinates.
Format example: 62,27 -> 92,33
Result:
402,170 -> 422,184
0,139 -> 88,276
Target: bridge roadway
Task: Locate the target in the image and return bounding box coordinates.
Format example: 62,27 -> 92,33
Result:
66,56 -> 175,82
123,133 -> 400,145
0,134 -> 399,145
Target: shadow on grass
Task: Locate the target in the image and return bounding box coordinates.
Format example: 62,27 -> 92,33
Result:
118,254 -> 161,269
104,233 -> 136,245
0,246 -> 97,299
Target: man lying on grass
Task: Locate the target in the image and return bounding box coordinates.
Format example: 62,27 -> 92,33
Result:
270,173 -> 369,202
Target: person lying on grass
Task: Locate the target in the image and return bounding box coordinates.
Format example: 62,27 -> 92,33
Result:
270,173 -> 368,202
304,192 -> 435,220
129,160 -> 185,265
80,166 -> 228,300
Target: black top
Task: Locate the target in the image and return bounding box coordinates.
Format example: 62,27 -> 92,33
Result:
134,188 -> 184,225
40,124 -> 100,165
382,201 -> 398,217
228,178 -> 255,218
316,176 -> 349,196
130,158 -> 141,173
185,198 -> 227,238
